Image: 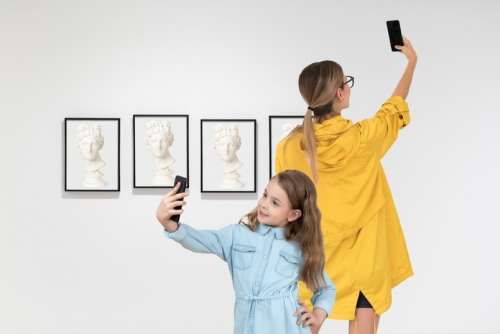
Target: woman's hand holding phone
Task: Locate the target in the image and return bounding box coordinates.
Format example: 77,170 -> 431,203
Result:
396,37 -> 418,65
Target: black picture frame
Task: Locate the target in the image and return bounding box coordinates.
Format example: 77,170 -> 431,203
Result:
268,115 -> 304,179
200,119 -> 257,193
132,114 -> 190,189
64,117 -> 121,192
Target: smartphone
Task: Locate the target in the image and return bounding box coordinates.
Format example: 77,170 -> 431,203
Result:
386,20 -> 404,52
170,175 -> 187,223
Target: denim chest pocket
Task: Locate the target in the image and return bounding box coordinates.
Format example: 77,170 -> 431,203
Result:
275,250 -> 302,278
232,243 -> 256,270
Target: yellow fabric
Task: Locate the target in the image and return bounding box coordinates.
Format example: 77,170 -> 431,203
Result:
275,96 -> 413,320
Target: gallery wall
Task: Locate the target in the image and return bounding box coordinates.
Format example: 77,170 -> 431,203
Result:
2,1 -> 500,333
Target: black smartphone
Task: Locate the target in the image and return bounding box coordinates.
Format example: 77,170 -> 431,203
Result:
386,20 -> 404,52
171,175 -> 187,223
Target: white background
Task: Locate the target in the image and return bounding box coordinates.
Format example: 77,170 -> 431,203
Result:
65,119 -> 119,190
133,115 -> 189,188
1,1 -> 500,333
201,120 -> 256,192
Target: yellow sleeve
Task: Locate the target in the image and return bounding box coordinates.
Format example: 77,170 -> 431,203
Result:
356,96 -> 410,158
274,141 -> 284,175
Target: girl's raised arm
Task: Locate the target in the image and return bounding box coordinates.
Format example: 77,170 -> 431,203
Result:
156,182 -> 235,262
164,223 -> 235,263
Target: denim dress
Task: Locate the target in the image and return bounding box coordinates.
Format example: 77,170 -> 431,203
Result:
165,222 -> 336,334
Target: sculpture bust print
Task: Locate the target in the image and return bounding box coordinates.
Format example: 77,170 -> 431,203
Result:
77,123 -> 106,187
213,124 -> 244,188
145,120 -> 175,185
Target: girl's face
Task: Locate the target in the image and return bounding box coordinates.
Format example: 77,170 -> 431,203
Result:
256,178 -> 301,227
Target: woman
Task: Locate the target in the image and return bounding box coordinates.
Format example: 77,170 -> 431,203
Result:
275,38 -> 417,333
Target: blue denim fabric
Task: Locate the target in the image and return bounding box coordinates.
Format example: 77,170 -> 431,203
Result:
165,223 -> 336,334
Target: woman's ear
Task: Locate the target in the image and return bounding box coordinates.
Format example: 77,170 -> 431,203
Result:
336,87 -> 344,100
288,209 -> 302,222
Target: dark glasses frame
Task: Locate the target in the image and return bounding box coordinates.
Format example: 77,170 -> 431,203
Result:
343,76 -> 354,88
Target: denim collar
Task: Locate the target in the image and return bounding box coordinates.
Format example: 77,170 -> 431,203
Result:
256,224 -> 286,240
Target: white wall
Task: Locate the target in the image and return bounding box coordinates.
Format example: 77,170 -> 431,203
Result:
2,1 -> 499,333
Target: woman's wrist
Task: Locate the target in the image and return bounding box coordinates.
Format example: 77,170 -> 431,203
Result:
407,57 -> 417,67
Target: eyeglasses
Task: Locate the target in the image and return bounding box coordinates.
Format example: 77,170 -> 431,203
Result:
343,76 -> 354,88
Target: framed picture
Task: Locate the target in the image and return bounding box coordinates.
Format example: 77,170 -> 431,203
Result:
64,118 -> 120,192
268,115 -> 304,179
133,115 -> 189,188
200,119 -> 256,193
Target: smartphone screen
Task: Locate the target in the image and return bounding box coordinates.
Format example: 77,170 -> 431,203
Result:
386,20 -> 403,52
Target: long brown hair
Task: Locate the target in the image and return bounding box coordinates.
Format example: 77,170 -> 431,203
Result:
296,60 -> 344,181
241,170 -> 326,291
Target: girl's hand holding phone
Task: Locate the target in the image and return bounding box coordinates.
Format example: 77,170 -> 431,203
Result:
156,182 -> 189,232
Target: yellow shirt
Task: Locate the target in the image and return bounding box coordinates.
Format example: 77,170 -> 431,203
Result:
275,96 -> 414,319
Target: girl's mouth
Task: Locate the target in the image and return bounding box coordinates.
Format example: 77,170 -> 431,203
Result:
258,209 -> 268,218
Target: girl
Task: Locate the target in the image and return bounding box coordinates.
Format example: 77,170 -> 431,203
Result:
156,170 -> 335,334
275,38 -> 417,333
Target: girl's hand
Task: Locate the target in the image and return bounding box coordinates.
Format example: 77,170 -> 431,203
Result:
294,301 -> 328,334
395,37 -> 417,64
156,182 -> 189,232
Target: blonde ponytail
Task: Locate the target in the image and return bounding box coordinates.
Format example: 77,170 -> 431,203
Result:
298,60 -> 345,183
302,108 -> 318,182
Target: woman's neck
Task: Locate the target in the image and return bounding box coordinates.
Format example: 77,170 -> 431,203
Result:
315,110 -> 341,123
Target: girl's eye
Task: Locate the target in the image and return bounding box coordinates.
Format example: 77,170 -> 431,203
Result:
263,193 -> 267,198
272,201 -> 278,206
